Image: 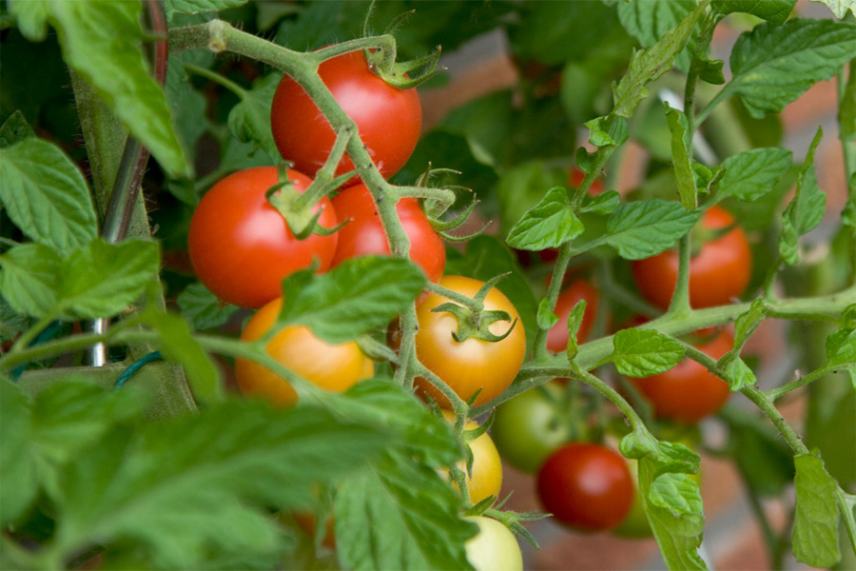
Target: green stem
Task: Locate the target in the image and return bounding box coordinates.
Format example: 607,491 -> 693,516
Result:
425,282 -> 482,312
310,35 -> 396,63
534,244 -> 575,359
11,312 -> 58,353
696,81 -> 736,126
667,234 -> 693,316
767,366 -> 839,401
184,63 -> 247,97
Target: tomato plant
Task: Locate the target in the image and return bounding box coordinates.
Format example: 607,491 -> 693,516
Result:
331,183 -> 445,281
1,1 -> 854,571
188,166 -> 338,308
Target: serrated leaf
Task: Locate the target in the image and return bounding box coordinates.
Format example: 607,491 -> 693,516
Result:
604,199 -> 701,260
0,297 -> 29,342
664,104 -> 697,210
612,329 -> 686,377
564,300 -> 588,362
721,356 -> 757,390
717,148 -> 792,202
177,282 -> 238,331
617,0 -> 696,71
279,257 -> 426,344
15,0 -> 191,177
792,451 -> 841,568
585,114 -> 630,147
712,0 -> 795,23
811,0 -> 856,18
228,74 -> 280,159
649,472 -> 704,518
780,129 -> 827,265
0,111 -> 35,148
0,137 -> 97,254
60,238 -> 160,318
730,19 -> 856,118
0,243 -> 62,317
581,190 -> 620,214
164,0 -> 248,20
612,2 -> 706,118
506,187 -> 583,251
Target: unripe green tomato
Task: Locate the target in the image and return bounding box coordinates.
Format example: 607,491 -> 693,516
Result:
465,516 -> 523,571
492,383 -> 567,473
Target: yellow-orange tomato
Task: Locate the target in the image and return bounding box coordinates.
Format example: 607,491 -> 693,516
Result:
235,297 -> 374,405
416,276 -> 526,408
444,413 -> 503,505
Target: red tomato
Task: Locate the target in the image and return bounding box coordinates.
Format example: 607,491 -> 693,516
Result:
537,443 -> 634,531
546,279 -> 599,352
271,51 -> 422,179
188,167 -> 338,308
331,184 -> 445,281
631,206 -> 751,309
629,330 -> 733,423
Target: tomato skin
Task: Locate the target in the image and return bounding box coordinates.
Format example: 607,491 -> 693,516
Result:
188,167 -> 338,308
415,276 -> 526,408
235,297 -> 374,406
631,206 -> 751,309
568,166 -> 604,196
456,417 -> 503,505
629,330 -> 732,423
331,184 -> 445,281
271,51 -> 422,179
465,517 -> 523,571
546,280 -> 599,353
537,443 -> 634,531
492,383 -> 567,473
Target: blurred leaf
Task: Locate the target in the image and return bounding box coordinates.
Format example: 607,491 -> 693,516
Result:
0,111 -> 34,148
164,0 -> 247,21
0,243 -> 62,317
792,451 -> 841,568
506,187 -> 583,251
712,0 -> 795,23
0,137 -> 97,254
165,51 -> 214,174
441,91 -> 512,168
495,161 -> 567,232
0,297 -> 29,342
811,0 -> 856,18
730,97 -> 784,148
228,73 -> 280,160
177,281 -> 238,331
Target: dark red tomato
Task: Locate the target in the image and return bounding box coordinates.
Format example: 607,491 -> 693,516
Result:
629,330 -> 733,423
537,443 -> 634,531
568,167 -> 604,196
188,167 -> 338,308
632,206 -> 751,309
271,51 -> 422,179
546,280 -> 599,352
331,184 -> 445,281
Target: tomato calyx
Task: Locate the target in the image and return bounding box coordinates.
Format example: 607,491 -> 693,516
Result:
431,276 -> 518,343
365,45 -> 444,89
266,164 -> 349,239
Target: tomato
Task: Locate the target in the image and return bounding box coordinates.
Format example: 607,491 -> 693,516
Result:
568,166 -> 604,196
631,206 -> 751,309
492,383 -> 567,473
415,276 -> 526,408
271,51 -> 422,179
188,167 -> 338,308
546,279 -> 599,353
447,414 -> 503,505
235,297 -> 374,406
628,329 -> 732,423
536,443 -> 634,531
331,184 -> 445,281
465,516 -> 523,571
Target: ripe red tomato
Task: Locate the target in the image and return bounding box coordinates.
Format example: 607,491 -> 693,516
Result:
537,443 -> 634,531
235,297 -> 374,406
631,206 -> 751,309
546,279 -> 599,352
331,183 -> 445,281
271,51 -> 422,179
415,276 -> 526,408
188,167 -> 338,308
629,330 -> 733,423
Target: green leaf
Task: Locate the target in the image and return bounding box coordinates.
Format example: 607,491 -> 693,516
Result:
177,282 -> 238,331
780,129 -> 826,265
565,300 -> 588,362
733,299 -> 766,349
664,104 -> 697,210
604,199 -> 701,260
581,190 -> 621,214
140,310 -> 223,404
716,148 -> 792,202
721,356 -> 756,390
612,2 -> 707,118
617,0 -> 696,71
13,0 -> 191,177
8,0 -> 50,40
792,451 -> 841,568
228,74 -> 280,160
826,327 -> 856,368
712,0 -> 795,23
0,243 -> 62,317
60,238 -> 160,318
612,329 -> 686,377
585,114 -> 630,147
279,257 -> 426,344
164,0 -> 248,20
729,19 -> 856,118
335,451 -> 476,571
0,137 -> 97,254
506,187 -> 584,251
642,468 -> 707,571
495,161 -> 566,231
810,0 -> 856,18
55,399 -> 390,569
536,298 -> 559,330
165,50 -> 214,180
0,111 -> 35,148
0,378 -> 144,526
0,297 -> 29,342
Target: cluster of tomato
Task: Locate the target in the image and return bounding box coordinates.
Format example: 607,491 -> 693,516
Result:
186,48 -> 754,557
